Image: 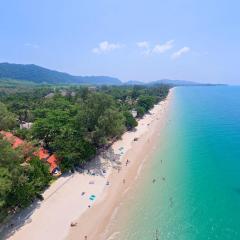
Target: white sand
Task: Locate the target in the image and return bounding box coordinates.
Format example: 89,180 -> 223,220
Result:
5,89 -> 173,240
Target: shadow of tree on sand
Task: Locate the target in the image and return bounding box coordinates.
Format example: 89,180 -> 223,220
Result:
85,146 -> 122,176
0,200 -> 41,239
0,146 -> 122,239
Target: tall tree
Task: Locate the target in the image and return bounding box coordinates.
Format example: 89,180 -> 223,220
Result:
0,102 -> 17,130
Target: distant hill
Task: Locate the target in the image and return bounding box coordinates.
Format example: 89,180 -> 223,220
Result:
0,63 -> 121,85
125,79 -> 203,86
124,80 -> 144,85
0,62 -> 219,87
148,79 -> 202,86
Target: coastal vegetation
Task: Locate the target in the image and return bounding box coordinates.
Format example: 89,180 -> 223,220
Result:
0,84 -> 169,222
0,136 -> 51,222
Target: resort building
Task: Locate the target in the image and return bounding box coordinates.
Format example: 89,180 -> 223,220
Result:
0,131 -> 61,176
0,131 -> 24,149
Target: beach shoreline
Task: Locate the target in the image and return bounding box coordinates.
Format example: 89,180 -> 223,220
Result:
67,89 -> 173,240
4,89 -> 173,240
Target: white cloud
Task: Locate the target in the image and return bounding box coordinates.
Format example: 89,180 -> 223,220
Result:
137,41 -> 149,49
136,41 -> 151,55
92,41 -> 123,54
24,43 -> 39,49
137,40 -> 174,55
152,40 -> 174,54
171,47 -> 190,59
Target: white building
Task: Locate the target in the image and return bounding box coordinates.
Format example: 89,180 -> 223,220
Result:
20,122 -> 33,129
131,110 -> 137,118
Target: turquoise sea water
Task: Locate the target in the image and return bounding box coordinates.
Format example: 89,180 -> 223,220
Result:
109,86 -> 240,240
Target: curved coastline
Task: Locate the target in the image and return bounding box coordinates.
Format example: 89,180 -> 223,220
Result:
67,89 -> 174,240
5,89 -> 174,240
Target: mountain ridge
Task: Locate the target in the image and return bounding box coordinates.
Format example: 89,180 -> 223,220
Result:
0,63 -> 121,85
0,62 -> 219,86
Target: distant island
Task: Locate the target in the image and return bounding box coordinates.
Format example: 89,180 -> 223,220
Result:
0,63 -> 224,87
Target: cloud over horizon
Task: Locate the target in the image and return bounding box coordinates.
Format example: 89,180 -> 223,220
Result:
92,41 -> 123,54
137,40 -> 174,55
92,40 -> 191,61
171,47 -> 190,59
137,41 -> 151,55
152,40 -> 174,54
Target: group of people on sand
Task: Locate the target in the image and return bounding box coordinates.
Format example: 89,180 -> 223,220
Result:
72,158 -> 168,239
71,157 -> 133,238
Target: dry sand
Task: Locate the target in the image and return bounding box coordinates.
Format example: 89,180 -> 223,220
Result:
4,89 -> 173,240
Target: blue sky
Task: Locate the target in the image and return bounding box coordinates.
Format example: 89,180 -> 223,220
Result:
1,0 -> 240,84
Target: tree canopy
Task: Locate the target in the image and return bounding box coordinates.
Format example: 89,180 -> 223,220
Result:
0,102 -> 17,130
0,84 -> 170,222
0,136 -> 51,222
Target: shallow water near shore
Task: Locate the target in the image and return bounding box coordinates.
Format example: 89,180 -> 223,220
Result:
107,86 -> 240,240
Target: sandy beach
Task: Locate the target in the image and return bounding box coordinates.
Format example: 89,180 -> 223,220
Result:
3,89 -> 173,240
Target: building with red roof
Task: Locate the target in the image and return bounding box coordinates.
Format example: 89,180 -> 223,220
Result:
0,131 -> 24,149
47,154 -> 58,171
1,131 -> 61,176
34,148 -> 50,160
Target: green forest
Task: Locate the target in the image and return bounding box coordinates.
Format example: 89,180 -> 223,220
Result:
0,84 -> 169,222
